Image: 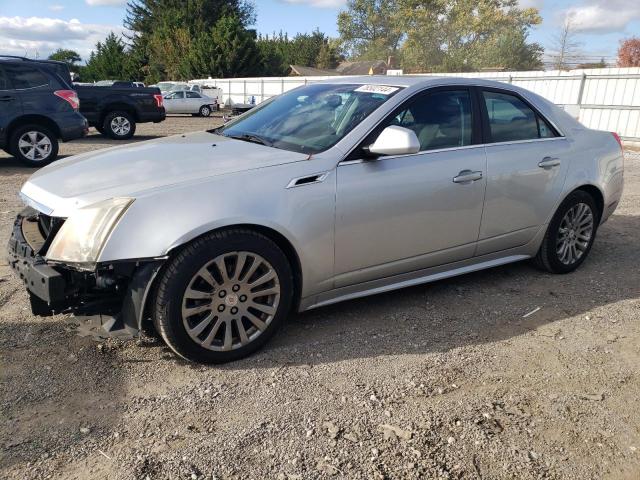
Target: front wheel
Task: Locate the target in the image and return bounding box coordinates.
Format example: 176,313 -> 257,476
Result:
103,111 -> 136,140
9,125 -> 59,167
153,229 -> 293,363
199,105 -> 212,117
533,190 -> 599,273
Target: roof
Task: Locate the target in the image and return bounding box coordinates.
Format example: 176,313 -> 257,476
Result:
313,75 -> 542,91
314,75 -> 445,87
289,65 -> 339,76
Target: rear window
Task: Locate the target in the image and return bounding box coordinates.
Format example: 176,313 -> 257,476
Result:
5,65 -> 52,90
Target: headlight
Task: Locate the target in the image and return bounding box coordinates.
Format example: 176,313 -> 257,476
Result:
46,197 -> 134,268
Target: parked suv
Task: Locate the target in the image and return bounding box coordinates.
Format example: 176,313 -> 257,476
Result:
0,56 -> 87,166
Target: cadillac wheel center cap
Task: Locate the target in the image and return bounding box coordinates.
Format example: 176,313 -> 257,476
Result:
225,294 -> 239,307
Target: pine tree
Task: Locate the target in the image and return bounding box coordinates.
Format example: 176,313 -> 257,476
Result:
83,33 -> 131,81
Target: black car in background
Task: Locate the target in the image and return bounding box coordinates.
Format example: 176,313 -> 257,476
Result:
0,56 -> 88,166
74,83 -> 165,139
41,59 -> 166,140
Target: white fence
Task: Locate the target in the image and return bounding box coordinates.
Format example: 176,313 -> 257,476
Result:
191,67 -> 640,142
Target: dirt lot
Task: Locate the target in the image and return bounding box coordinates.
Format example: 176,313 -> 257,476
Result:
1,116 -> 639,480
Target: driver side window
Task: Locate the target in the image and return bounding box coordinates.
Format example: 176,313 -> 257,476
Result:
387,90 -> 473,151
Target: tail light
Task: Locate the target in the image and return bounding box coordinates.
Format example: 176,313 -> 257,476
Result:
153,94 -> 163,108
611,132 -> 623,153
54,90 -> 79,111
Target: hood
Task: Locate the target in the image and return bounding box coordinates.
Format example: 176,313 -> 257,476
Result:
21,132 -> 309,217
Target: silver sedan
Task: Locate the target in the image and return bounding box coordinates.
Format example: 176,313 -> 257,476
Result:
9,76 -> 624,363
163,90 -> 217,116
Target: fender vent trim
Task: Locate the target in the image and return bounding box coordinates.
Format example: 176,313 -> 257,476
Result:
286,171 -> 330,189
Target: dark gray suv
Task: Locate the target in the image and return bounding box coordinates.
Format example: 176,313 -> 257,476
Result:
0,56 -> 87,166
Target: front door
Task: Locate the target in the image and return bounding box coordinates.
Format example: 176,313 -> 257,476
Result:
164,91 -> 185,113
334,88 -> 487,288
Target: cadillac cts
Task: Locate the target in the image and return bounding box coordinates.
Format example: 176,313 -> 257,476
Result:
8,77 -> 624,363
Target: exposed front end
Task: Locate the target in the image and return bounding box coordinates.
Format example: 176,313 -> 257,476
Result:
7,207 -> 162,337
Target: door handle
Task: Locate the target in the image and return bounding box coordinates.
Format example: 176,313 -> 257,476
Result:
0,95 -> 15,102
453,170 -> 483,184
538,157 -> 560,168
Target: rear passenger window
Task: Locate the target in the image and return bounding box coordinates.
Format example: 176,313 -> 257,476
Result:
388,90 -> 473,151
483,91 -> 556,142
5,65 -> 50,90
186,91 -> 201,98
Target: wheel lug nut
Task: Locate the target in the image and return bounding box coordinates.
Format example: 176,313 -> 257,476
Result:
232,284 -> 240,292
218,305 -> 225,312
219,290 -> 226,298
239,295 -> 247,302
230,307 -> 238,314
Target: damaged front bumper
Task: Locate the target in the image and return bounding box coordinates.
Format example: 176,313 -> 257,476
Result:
7,207 -> 164,338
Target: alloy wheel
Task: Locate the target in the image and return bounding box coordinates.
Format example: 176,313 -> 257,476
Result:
556,202 -> 594,265
110,116 -> 131,136
18,131 -> 52,162
181,251 -> 281,351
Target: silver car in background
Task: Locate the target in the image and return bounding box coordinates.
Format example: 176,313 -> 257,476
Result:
163,90 -> 218,117
8,76 -> 624,363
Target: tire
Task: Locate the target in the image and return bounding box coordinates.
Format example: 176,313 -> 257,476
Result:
533,190 -> 599,274
199,105 -> 212,117
103,111 -> 136,140
153,229 -> 294,363
9,124 -> 59,167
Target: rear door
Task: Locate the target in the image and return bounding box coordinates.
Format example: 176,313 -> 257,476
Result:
334,87 -> 487,287
185,91 -> 203,112
3,64 -> 62,117
0,65 -> 20,147
477,88 -> 571,255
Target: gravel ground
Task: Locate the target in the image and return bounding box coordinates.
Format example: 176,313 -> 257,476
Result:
1,117 -> 639,480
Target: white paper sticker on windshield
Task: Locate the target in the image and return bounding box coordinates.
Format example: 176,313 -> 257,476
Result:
354,85 -> 399,95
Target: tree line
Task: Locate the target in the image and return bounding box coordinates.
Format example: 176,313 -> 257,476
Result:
47,0 -> 640,83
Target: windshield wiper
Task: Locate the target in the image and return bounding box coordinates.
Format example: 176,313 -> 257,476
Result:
225,133 -> 273,147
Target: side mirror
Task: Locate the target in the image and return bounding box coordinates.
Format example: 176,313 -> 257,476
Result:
367,126 -> 420,157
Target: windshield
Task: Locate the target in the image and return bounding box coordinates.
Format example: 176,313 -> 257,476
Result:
216,83 -> 402,154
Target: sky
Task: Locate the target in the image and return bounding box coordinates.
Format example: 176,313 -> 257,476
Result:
0,0 -> 638,66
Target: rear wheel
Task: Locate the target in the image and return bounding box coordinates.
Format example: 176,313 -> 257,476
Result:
533,190 -> 599,273
199,105 -> 212,117
103,111 -> 136,140
153,229 -> 293,363
9,124 -> 58,167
